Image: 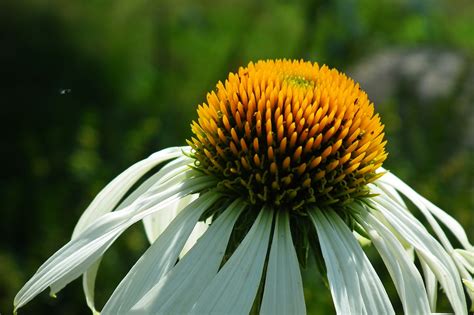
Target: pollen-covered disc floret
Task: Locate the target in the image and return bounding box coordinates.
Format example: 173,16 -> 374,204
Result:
189,59 -> 387,210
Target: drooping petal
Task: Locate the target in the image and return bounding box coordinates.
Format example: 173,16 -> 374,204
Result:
420,256 -> 438,312
260,210 -> 306,315
131,199 -> 246,314
421,198 -> 474,251
462,279 -> 474,312
72,147 -> 187,238
309,209 -> 394,315
310,210 -> 361,314
101,192 -> 221,314
179,217 -> 207,258
373,193 -> 467,314
377,167 -> 473,305
380,180 -> 453,252
70,157 -> 195,314
357,208 -> 431,314
15,211 -> 129,311
373,172 -> 407,208
143,194 -> 197,244
48,167 -> 198,298
190,207 -> 274,315
454,249 -> 474,274
14,173 -> 213,312
353,230 -> 372,247
378,170 -> 473,251
452,250 -> 474,307
77,156 -> 192,313
82,258 -> 101,315
464,279 -> 474,292
129,156 -> 194,211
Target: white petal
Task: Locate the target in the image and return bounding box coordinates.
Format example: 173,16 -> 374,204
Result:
309,209 -> 394,315
260,211 -> 306,315
101,192 -> 220,314
310,211 -> 361,314
358,209 -> 431,314
190,207 -> 274,315
452,250 -> 474,307
131,199 -> 246,313
82,259 -> 101,315
353,230 -> 372,247
454,249 -> 474,274
15,212 -> 128,311
13,173 -> 213,311
420,256 -> 438,312
48,169 -> 200,297
76,156 -> 192,313
378,171 -> 473,251
72,146 -> 187,238
143,193 -> 197,244
464,279 -> 474,291
373,194 -> 467,314
379,179 -> 453,252
180,218 -> 207,258
463,279 -> 474,313
422,199 -> 474,251
373,178 -> 407,208
120,156 -> 193,213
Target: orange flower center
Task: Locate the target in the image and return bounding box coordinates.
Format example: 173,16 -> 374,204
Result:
189,59 -> 387,210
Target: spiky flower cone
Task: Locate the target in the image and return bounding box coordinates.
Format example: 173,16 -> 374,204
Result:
189,60 -> 387,210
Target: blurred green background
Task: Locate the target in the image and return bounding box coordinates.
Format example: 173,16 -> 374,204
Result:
1,0 -> 473,314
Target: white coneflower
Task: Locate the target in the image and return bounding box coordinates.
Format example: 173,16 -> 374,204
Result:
15,60 -> 473,314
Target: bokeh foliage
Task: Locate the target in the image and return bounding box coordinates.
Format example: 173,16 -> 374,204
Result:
1,0 -> 472,314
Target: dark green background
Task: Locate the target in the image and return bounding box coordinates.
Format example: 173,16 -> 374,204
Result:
1,0 -> 473,314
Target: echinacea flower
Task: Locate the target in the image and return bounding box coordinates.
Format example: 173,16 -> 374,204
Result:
15,59 -> 473,314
